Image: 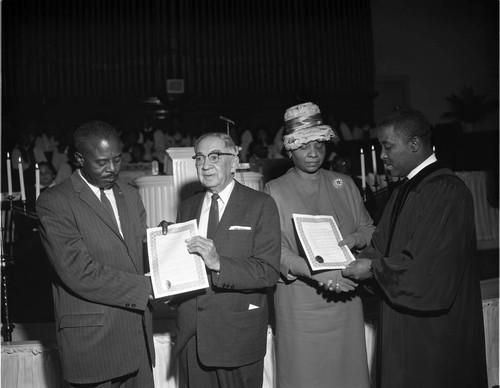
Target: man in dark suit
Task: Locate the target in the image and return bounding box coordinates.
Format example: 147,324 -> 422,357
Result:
174,132 -> 281,388
37,120 -> 155,387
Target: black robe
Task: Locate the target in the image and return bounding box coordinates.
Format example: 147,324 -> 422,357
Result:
362,163 -> 488,388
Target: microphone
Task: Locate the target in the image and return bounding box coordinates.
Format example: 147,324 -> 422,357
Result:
219,116 -> 235,125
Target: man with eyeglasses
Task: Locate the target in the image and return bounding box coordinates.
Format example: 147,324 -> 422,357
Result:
172,132 -> 281,388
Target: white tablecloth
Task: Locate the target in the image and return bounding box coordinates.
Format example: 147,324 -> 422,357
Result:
1,328 -> 277,388
2,310 -> 496,388
483,298 -> 499,387
456,171 -> 499,243
1,341 -> 67,388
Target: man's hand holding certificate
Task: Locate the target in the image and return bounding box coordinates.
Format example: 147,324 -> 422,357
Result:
293,213 -> 355,271
147,219 -> 209,298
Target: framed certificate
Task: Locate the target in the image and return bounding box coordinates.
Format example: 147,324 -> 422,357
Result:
293,213 -> 355,271
147,219 -> 209,298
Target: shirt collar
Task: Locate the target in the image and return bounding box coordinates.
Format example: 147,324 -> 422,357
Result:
407,153 -> 437,180
205,179 -> 235,205
78,169 -> 113,197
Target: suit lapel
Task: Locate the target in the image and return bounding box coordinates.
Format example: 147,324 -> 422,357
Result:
113,183 -> 132,241
72,172 -> 142,273
213,181 -> 244,245
72,172 -> 123,241
189,193 -> 204,226
113,183 -> 141,273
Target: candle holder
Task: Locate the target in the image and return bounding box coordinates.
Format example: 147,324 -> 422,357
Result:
361,186 -> 368,202
6,195 -> 15,211
372,174 -> 380,193
0,206 -> 15,342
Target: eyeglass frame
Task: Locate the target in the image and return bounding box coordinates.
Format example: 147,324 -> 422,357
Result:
192,151 -> 236,165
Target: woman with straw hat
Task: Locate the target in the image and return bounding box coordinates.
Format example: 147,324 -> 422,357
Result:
265,102 -> 374,388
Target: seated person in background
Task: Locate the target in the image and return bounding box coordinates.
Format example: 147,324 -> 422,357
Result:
54,145 -> 77,185
38,161 -> 57,191
248,127 -> 270,169
239,128 -> 253,163
269,125 -> 286,159
130,143 -> 147,163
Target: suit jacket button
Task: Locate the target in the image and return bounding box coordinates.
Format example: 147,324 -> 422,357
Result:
131,304 -> 136,308
125,303 -> 130,307
197,307 -> 204,312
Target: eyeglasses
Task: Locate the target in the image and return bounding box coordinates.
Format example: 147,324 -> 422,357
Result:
192,152 -> 236,165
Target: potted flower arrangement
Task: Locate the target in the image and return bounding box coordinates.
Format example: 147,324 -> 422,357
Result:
442,85 -> 498,132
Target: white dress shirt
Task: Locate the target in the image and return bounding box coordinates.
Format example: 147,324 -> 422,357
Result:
78,169 -> 124,238
198,180 -> 235,238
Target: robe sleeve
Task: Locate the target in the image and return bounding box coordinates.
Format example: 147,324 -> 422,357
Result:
368,177 -> 475,312
344,177 -> 375,249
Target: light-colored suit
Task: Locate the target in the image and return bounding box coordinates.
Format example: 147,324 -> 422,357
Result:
175,181 -> 281,368
36,171 -> 154,385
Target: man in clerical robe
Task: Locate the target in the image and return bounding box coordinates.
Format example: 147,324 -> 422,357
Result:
343,108 -> 488,388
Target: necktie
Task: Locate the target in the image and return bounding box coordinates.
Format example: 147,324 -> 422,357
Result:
206,193 -> 220,239
100,188 -> 117,225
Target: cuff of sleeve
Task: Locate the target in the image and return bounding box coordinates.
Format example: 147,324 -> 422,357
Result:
287,259 -> 311,280
351,232 -> 369,249
211,269 -> 221,285
369,258 -> 382,279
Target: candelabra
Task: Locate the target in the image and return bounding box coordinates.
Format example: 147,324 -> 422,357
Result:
1,196 -> 16,342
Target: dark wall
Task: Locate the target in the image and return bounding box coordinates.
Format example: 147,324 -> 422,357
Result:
2,0 -> 375,122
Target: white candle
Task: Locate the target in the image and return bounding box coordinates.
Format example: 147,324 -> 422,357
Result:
360,148 -> 366,189
6,153 -> 12,196
18,157 -> 26,201
35,163 -> 40,200
371,145 -> 378,177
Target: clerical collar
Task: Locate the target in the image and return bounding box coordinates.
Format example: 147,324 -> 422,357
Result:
407,153 -> 437,180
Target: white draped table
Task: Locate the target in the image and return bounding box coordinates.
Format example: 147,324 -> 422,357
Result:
2,302 -> 497,388
456,171 -> 499,244
1,327 -> 277,388
483,298 -> 499,387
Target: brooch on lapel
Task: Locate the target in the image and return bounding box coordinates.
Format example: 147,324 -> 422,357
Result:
331,178 -> 344,189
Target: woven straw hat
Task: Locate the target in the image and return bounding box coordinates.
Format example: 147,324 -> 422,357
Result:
283,102 -> 337,151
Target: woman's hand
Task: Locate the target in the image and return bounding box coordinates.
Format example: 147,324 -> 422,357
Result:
312,270 -> 358,293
